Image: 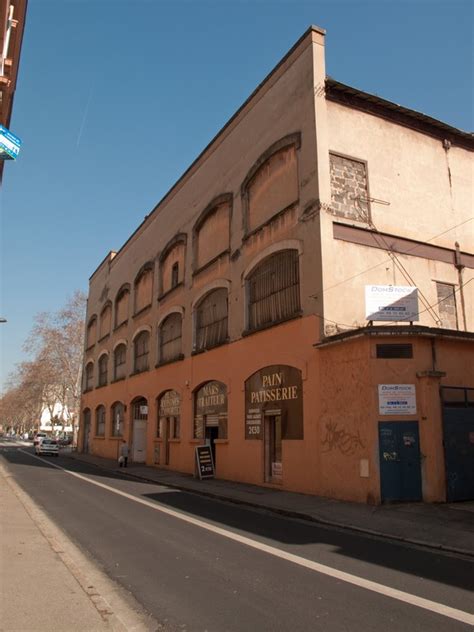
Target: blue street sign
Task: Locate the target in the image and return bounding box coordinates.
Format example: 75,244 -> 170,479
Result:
0,124 -> 21,160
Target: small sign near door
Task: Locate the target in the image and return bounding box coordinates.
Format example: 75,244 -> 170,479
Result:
195,445 -> 215,479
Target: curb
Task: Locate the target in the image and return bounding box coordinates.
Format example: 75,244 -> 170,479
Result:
66,453 -> 474,559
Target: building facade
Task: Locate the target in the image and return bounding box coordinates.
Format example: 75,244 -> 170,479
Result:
79,26 -> 474,504
0,0 -> 27,181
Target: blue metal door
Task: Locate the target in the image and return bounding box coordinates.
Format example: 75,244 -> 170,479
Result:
443,407 -> 474,502
379,421 -> 422,502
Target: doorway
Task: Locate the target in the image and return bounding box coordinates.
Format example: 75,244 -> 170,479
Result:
160,417 -> 171,466
379,421 -> 422,502
132,398 -> 148,463
205,425 -> 219,466
442,387 -> 474,501
82,417 -> 91,454
264,414 -> 282,483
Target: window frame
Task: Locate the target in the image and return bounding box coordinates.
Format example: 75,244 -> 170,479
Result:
134,330 -> 150,373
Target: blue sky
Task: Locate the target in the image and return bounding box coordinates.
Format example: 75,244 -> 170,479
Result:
0,0 -> 472,390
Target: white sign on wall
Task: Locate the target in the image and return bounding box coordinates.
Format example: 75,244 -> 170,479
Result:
378,384 -> 417,415
365,285 -> 419,321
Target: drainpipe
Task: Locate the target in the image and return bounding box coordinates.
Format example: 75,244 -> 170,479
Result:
454,242 -> 467,331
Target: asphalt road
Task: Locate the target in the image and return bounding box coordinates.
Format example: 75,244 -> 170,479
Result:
2,442 -> 473,632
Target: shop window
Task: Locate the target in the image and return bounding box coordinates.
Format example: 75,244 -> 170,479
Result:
134,262 -> 154,314
242,134 -> 300,235
99,302 -> 112,339
247,249 -> 300,331
95,405 -> 106,436
194,195 -> 231,271
134,331 -> 150,373
86,315 -> 97,348
111,401 -> 125,437
159,313 -> 183,364
376,344 -> 413,359
114,343 -> 127,380
157,390 -> 181,439
84,362 -> 94,391
195,288 -> 228,352
329,153 -> 369,222
115,284 -> 130,328
436,282 -> 458,329
193,381 -> 228,440
97,354 -> 108,386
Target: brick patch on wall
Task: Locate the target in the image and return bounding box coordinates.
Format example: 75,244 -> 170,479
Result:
329,153 -> 369,221
436,282 -> 458,329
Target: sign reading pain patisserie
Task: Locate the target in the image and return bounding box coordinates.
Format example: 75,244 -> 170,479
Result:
245,366 -> 303,440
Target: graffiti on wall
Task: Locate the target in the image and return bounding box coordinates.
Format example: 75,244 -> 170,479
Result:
322,421 -> 365,456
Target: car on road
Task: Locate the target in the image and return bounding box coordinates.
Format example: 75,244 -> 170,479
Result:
33,432 -> 47,446
35,438 -> 59,456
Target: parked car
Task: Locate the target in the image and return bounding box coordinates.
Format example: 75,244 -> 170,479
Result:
33,432 -> 47,446
35,438 -> 59,456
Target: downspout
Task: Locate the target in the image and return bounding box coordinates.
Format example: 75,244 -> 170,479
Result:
454,242 -> 467,331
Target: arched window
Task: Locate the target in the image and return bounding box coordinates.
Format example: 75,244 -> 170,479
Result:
193,194 -> 232,272
98,354 -> 108,387
134,262 -> 154,314
247,249 -> 300,331
241,134 -> 300,235
159,313 -> 183,364
134,331 -> 150,373
114,344 -> 127,380
159,234 -> 186,297
86,315 -> 97,349
157,390 -> 181,440
95,405 -> 106,436
84,362 -> 94,391
195,288 -> 228,352
111,401 -> 125,437
115,284 -> 130,328
99,302 -> 112,339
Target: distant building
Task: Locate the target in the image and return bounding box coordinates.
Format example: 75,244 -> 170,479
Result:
39,402 -> 73,435
0,0 -> 27,181
79,26 -> 474,504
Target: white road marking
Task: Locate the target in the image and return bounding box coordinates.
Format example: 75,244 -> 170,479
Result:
18,450 -> 474,627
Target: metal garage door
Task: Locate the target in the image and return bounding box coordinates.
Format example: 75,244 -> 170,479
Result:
441,387 -> 474,502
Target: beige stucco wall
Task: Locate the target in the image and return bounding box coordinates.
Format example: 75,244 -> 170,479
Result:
318,101 -> 473,335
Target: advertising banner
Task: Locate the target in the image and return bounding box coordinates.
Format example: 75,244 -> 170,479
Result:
0,125 -> 21,160
365,285 -> 419,321
378,384 -> 417,415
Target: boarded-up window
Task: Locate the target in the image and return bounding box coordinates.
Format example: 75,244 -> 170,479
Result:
159,313 -> 183,363
95,405 -> 106,436
161,239 -> 186,296
98,355 -> 108,386
86,316 -> 97,348
246,145 -> 298,233
329,153 -> 369,221
84,362 -> 94,391
134,331 -> 150,373
195,289 -> 228,352
99,303 -> 112,339
115,286 -> 130,328
134,264 -> 154,314
114,344 -> 127,380
248,250 -> 300,331
111,402 -> 124,437
195,199 -> 231,270
436,282 -> 458,329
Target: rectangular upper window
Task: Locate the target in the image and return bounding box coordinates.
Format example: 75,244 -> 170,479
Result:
329,153 -> 369,222
376,344 -> 413,359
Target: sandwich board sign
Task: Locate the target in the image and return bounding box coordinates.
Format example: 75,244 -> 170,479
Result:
0,125 -> 21,160
195,445 -> 215,479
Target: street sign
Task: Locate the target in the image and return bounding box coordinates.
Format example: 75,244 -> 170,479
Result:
195,445 -> 215,479
0,125 -> 21,160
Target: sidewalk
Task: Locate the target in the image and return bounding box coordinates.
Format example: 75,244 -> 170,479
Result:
66,451 -> 474,558
0,464 -> 157,631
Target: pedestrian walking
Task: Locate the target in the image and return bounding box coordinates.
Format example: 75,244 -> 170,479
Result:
119,440 -> 129,467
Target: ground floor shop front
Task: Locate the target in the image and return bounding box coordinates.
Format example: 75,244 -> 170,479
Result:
79,319 -> 474,504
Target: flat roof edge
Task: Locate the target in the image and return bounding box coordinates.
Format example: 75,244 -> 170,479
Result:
314,325 -> 474,348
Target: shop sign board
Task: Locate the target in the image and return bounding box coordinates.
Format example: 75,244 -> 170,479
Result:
365,285 -> 419,321
245,365 -> 303,439
159,390 -> 181,417
0,125 -> 21,160
195,445 -> 215,479
195,381 -> 227,415
378,384 -> 417,415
